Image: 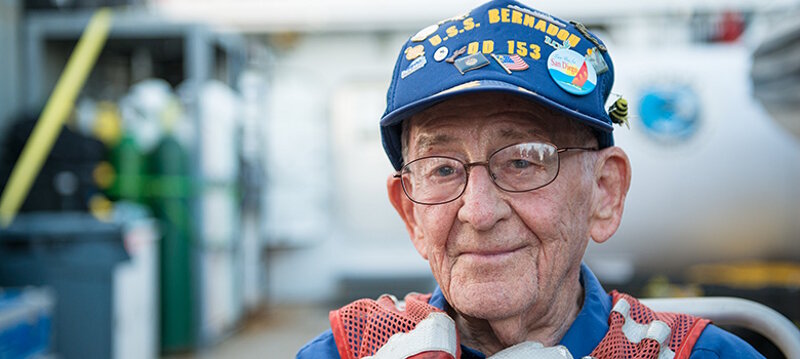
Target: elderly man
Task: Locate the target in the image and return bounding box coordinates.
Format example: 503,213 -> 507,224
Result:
299,1 -> 764,358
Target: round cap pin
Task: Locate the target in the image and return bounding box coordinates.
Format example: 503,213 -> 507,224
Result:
433,47 -> 449,62
547,48 -> 597,96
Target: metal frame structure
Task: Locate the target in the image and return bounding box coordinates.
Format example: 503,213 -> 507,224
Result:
641,297 -> 800,358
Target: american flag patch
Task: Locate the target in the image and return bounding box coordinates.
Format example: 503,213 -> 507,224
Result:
491,54 -> 529,73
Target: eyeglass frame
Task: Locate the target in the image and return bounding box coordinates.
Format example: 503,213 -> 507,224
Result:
393,141 -> 598,205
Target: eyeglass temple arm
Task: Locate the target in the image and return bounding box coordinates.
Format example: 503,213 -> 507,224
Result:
558,146 -> 599,154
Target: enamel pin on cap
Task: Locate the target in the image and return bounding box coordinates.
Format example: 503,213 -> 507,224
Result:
434,47 -> 449,62
585,47 -> 609,75
491,54 -> 529,74
401,56 -> 427,79
547,48 -> 597,96
405,45 -> 425,61
454,53 -> 490,75
411,24 -> 439,42
446,46 -> 467,64
437,12 -> 469,25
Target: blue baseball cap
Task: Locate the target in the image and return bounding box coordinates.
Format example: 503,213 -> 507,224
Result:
380,0 -> 617,170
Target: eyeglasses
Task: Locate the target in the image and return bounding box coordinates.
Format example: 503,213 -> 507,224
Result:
394,142 -> 597,205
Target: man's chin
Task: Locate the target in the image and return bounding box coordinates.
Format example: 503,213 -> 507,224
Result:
449,282 -> 537,321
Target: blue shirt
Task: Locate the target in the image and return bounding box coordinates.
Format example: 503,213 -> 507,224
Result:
297,264 -> 765,358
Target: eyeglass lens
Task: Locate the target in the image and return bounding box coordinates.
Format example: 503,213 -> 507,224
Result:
400,142 -> 560,205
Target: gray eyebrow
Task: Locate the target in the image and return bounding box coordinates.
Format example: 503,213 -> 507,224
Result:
415,133 -> 455,154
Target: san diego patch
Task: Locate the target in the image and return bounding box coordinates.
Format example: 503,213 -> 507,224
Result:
547,48 -> 597,96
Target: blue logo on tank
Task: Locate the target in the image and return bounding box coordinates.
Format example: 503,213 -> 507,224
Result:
638,84 -> 701,143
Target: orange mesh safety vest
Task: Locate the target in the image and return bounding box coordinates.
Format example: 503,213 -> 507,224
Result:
329,291 -> 710,359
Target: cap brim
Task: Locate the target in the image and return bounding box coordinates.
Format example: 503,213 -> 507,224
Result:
381,79 -> 612,131
380,79 -> 614,170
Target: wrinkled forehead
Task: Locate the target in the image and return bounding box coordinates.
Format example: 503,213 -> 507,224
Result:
407,92 -> 581,149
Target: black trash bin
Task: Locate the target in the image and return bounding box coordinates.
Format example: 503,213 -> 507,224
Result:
0,212 -> 129,359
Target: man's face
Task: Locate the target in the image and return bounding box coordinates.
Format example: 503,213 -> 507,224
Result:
400,93 -> 597,321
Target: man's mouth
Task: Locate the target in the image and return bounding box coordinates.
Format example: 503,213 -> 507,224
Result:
458,245 -> 526,263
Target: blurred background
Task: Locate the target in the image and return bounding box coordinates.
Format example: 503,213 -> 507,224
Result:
0,0 -> 798,358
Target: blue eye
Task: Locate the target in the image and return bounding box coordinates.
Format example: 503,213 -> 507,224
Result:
435,166 -> 456,177
511,159 -> 531,169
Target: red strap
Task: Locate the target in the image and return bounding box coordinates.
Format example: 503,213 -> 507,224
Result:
674,318 -> 711,359
328,294 -> 451,358
329,309 -> 354,359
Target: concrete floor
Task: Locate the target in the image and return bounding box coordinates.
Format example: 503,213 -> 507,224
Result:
165,304 -> 333,359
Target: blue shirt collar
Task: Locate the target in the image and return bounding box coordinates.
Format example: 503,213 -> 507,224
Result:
427,263 -> 611,358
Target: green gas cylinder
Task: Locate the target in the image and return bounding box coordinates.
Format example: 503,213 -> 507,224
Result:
149,134 -> 196,352
109,134 -> 145,202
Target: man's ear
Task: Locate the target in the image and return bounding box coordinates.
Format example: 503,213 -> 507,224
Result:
589,147 -> 632,244
387,174 -> 428,259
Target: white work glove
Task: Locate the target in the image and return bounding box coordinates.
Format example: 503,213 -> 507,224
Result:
364,312 -> 458,359
488,341 -> 574,359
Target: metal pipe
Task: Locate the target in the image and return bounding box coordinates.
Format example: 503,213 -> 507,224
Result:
641,297 -> 800,358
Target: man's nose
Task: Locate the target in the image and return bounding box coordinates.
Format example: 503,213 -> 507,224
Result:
457,165 -> 511,231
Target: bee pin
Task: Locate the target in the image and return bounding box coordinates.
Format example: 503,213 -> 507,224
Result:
609,98 -> 630,129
